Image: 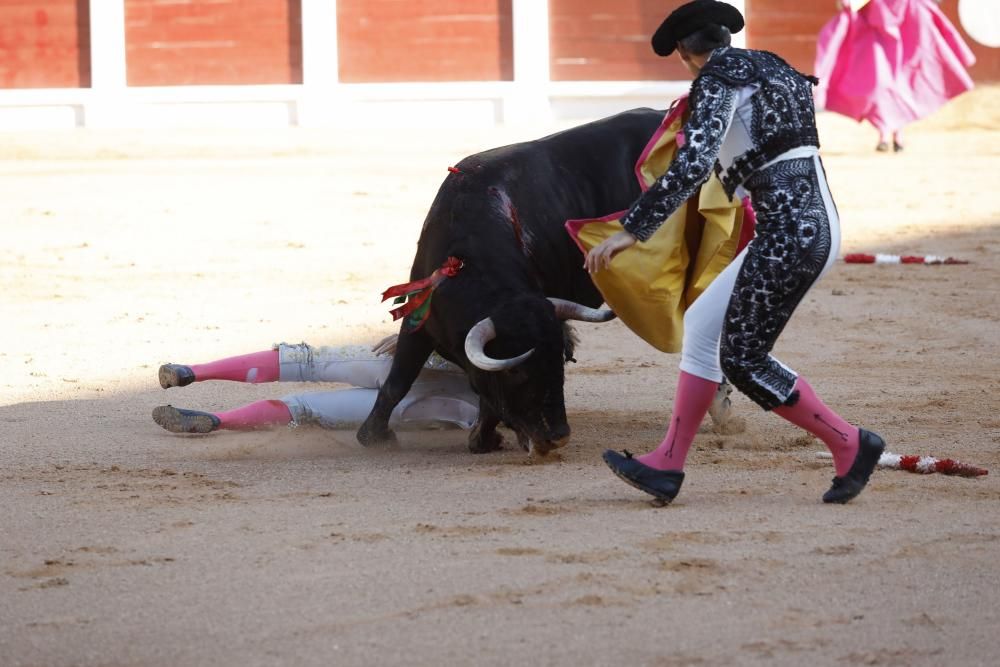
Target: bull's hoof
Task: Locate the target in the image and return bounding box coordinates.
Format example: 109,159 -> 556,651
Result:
356,422 -> 397,447
529,436 -> 570,457
468,430 -> 504,454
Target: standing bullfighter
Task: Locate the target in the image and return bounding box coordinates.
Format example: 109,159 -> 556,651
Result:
590,0 -> 886,504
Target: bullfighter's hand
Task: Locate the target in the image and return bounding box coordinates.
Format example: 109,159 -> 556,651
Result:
372,334 -> 398,357
585,230 -> 637,274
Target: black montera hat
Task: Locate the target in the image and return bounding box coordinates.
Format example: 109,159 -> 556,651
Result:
651,0 -> 745,57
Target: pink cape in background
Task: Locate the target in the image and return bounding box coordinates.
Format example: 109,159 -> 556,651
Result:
815,0 -> 976,134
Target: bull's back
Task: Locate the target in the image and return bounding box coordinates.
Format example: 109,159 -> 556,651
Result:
476,108 -> 663,213
531,108 -> 664,191
489,109 -> 665,296
413,107 -> 665,289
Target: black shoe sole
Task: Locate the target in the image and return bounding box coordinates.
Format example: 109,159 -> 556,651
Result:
607,466 -> 677,505
152,405 -> 218,434
602,451 -> 682,504
158,364 -> 194,389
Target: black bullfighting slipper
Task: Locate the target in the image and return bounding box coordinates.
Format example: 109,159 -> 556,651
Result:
159,363 -> 196,389
152,405 -> 220,434
602,449 -> 685,504
822,429 -> 886,504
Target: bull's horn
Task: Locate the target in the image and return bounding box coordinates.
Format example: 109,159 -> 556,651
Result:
548,297 -> 616,323
464,317 -> 534,371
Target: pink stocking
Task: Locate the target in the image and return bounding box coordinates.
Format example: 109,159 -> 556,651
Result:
189,350 -> 280,384
215,400 -> 292,431
637,371 -> 718,472
774,377 -> 859,476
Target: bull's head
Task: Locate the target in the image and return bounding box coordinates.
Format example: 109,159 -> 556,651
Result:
463,295 -> 613,454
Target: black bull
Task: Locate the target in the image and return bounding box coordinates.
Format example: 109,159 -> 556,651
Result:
358,108 -> 664,454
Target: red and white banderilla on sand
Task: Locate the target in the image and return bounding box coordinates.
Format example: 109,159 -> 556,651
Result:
816,451 -> 988,477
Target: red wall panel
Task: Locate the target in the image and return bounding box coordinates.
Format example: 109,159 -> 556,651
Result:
125,0 -> 302,86
744,0 -> 828,75
0,0 -> 90,88
337,0 -> 513,83
549,0 -> 689,82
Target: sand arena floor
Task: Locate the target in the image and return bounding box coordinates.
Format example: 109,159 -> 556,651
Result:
2,89 -> 999,666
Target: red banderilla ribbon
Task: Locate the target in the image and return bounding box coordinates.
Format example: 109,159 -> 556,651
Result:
381,257 -> 464,332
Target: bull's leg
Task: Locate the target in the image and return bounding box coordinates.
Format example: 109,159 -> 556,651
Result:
356,330 -> 433,446
468,398 -> 504,454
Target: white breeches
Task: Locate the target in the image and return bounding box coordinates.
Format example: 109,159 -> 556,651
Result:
679,154 -> 842,382
274,343 -> 478,430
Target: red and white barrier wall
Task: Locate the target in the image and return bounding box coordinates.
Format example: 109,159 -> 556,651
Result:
0,0 -> 993,129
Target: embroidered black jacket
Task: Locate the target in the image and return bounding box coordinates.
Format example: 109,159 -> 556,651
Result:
622,47 -> 820,242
